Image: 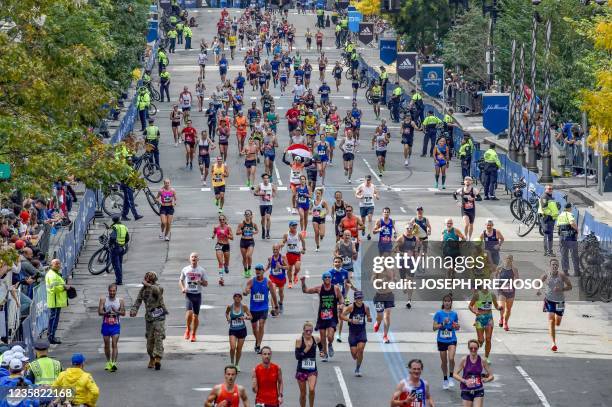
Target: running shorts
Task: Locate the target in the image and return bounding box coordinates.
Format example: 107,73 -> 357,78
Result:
185,293 -> 202,315
286,252 -> 301,265
160,206 -> 175,216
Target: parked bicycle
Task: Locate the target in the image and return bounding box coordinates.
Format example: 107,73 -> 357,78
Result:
102,184 -> 161,217
578,232 -> 612,301
88,223 -> 129,275
132,148 -> 163,183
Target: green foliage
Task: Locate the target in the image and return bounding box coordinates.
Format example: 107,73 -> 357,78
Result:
441,7 -> 489,83
0,0 -> 151,199
390,0 -> 452,54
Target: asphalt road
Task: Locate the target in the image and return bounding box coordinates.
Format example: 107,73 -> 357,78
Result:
51,7 -> 612,407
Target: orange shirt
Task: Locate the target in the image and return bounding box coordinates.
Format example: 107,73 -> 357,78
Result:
255,363 -> 280,405
341,216 -> 359,239
249,63 -> 260,74
235,116 -> 248,132
217,383 -> 240,406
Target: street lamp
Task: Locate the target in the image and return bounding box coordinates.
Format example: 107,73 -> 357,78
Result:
481,0 -> 499,88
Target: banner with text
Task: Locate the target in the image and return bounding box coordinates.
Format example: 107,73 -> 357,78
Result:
379,39 -> 397,65
421,64 -> 445,98
358,22 -> 374,45
396,52 -> 417,82
348,10 -> 363,33
482,93 -> 510,135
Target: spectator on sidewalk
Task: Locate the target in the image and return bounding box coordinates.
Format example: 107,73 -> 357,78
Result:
45,259 -> 70,345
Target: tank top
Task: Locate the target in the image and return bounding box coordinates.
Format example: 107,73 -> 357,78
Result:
342,138 -> 356,154
250,277 -> 269,312
259,183 -> 273,205
375,134 -> 388,151
378,218 -> 394,246
334,201 -> 346,223
296,336 -> 317,373
198,139 -> 210,156
318,284 -> 338,322
460,187 -> 476,210
297,185 -> 309,206
269,255 -> 286,279
359,184 -> 375,207
212,165 -> 226,187
103,296 -> 121,326
461,355 -> 484,391
498,266 -> 515,294
229,305 -> 246,331
399,378 -> 428,407
414,217 -> 428,239
263,135 -> 275,154
241,222 -> 255,239
286,232 -> 301,254
214,225 -> 230,241
255,363 -> 280,405
342,216 -> 358,238
483,229 -> 498,250
289,165 -> 302,184
218,127 -> 229,144
443,228 -> 459,241
337,240 -> 355,270
348,302 -> 366,336
398,234 -> 417,253
216,383 -> 240,406
476,291 -> 493,313
316,142 -> 328,158
312,199 -> 326,218
159,188 -> 174,205
544,273 -> 565,302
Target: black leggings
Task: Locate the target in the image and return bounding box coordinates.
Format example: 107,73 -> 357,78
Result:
208,122 -> 217,140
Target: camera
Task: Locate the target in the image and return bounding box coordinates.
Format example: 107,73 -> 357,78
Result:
531,0 -> 541,4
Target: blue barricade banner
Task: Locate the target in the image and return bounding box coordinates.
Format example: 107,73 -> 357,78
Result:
348,10 -> 362,33
379,39 -> 397,65
421,64 -> 444,98
32,284 -> 48,338
482,93 -> 510,136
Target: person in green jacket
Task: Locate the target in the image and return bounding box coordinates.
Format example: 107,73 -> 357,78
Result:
46,258 -> 71,344
184,25 -> 193,50
176,21 -> 184,45
538,184 -> 559,256
166,28 -> 177,53
458,132 -> 474,179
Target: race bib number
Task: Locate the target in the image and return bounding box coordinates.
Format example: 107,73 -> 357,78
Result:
301,358 -> 316,370
363,196 -> 373,206
555,302 -> 565,312
263,194 -> 271,202
187,281 -> 198,290
231,318 -> 244,328
342,256 -> 351,265
481,302 -> 492,311
351,314 -> 364,325
312,209 -> 320,217
375,302 -> 385,313
104,314 -> 118,325
253,293 -> 265,302
440,329 -> 452,339
288,243 -> 297,251
320,309 -> 333,320
464,201 -> 474,209
466,375 -> 482,389
271,267 -> 283,276
298,196 -> 307,203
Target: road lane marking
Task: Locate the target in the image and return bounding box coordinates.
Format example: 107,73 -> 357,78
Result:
334,366 -> 354,407
400,207 -> 406,213
360,157 -> 383,184
515,366 -> 552,407
192,388 -> 212,392
274,162 -> 283,185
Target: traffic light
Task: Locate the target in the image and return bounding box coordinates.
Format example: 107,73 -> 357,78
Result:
380,0 -> 402,12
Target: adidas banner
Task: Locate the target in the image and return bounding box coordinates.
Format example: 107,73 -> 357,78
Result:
358,23 -> 374,45
396,52 -> 417,82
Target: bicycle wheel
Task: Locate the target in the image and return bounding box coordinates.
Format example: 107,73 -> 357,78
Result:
145,188 -> 161,216
102,191 -> 125,217
599,273 -> 612,302
510,198 -> 524,221
479,170 -> 486,187
344,70 -> 353,80
537,214 -> 544,236
365,89 -> 373,105
88,248 -> 111,275
582,269 -> 601,297
516,205 -> 537,237
143,162 -> 163,183
150,86 -> 161,102
148,103 -> 157,117
359,77 -> 368,89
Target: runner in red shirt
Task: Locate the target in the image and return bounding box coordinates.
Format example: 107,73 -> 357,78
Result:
252,346 -> 283,407
315,30 -> 324,53
181,120 -> 198,170
205,365 -> 248,407
285,103 -> 300,133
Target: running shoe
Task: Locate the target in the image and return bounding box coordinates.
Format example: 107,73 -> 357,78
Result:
235,365 -> 241,373
367,234 -> 371,240
551,345 -> 558,352
434,182 -> 439,189
442,184 -> 446,189
243,269 -> 249,278
405,301 -> 412,309
219,278 -> 225,286
498,315 -> 504,327
315,247 -> 319,252
486,357 -> 492,364
383,335 -> 390,344
159,234 -> 164,240
301,230 -> 307,238
110,362 -> 117,372
105,361 -> 112,371
328,344 -> 334,358
355,368 -> 362,377
165,236 -> 170,241
266,232 -> 270,239
255,345 -> 261,354
291,208 -> 297,215
336,334 -> 342,343
184,328 -> 191,340
448,377 -> 455,387
442,379 -> 449,390
504,323 -> 509,331
320,354 -> 328,362
214,198 -> 219,207
293,273 -> 299,284
279,303 -> 284,313
190,333 -> 196,342
288,281 -> 293,289
224,267 -> 230,274
373,321 -> 380,333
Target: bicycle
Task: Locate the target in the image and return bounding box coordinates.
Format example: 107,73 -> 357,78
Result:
146,82 -> 161,102
132,148 -> 163,183
88,223 -> 130,276
102,184 -> 161,217
148,102 -> 158,117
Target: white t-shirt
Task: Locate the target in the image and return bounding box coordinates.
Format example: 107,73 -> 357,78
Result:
180,265 -> 208,294
293,84 -> 305,98
179,92 -> 192,109
198,53 -> 208,66
358,184 -> 376,208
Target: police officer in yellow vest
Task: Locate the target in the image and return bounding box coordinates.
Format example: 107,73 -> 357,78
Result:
167,27 -> 177,53
176,21 -> 184,45
538,184 -> 559,256
158,48 -> 169,74
145,118 -> 161,167
110,215 -> 130,286
379,66 -> 389,103
160,67 -> 171,103
25,340 -> 62,385
390,82 -> 403,123
46,259 -> 70,344
317,7 -> 325,28
482,143 -> 501,200
335,23 -> 342,48
410,89 -> 425,124
184,25 -> 193,50
557,202 -> 580,276
137,86 -> 151,132
458,132 -> 474,179
340,17 -> 349,45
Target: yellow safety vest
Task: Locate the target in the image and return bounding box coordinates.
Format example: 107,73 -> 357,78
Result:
146,125 -> 159,141
112,224 -> 128,246
45,269 -> 67,309
29,357 -> 62,385
483,148 -> 501,168
392,87 -> 402,97
184,26 -> 192,38
167,30 -> 177,39
538,194 -> 559,219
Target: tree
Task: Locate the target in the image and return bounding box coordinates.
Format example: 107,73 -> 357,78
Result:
354,0 -> 381,17
389,0 -> 451,54
441,7 -> 489,83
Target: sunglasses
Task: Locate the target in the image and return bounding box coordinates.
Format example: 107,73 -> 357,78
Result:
323,276 -> 331,279
469,347 -> 479,351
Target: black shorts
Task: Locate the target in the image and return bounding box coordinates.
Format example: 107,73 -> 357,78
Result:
182,106 -> 191,112
172,121 -> 181,128
312,217 -> 325,224
307,171 -> 317,182
213,185 -> 226,195
401,135 -> 413,146
184,140 -> 195,147
240,238 -> 255,249
371,96 -> 380,104
375,150 -> 387,158
160,206 -> 175,216
251,310 -> 268,323
461,389 -> 485,401
437,341 -> 457,352
260,205 -> 273,216
343,152 -> 354,162
462,208 -> 475,224
348,330 -> 367,347
199,155 -> 210,167
315,318 -> 337,331
215,242 -> 230,252
229,327 -> 248,339
185,293 -> 202,315
245,159 -> 257,169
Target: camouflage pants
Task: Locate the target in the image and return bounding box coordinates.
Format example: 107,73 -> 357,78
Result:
145,319 -> 166,358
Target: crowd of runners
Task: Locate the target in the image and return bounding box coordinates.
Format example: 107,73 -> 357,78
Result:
89,4 -> 576,407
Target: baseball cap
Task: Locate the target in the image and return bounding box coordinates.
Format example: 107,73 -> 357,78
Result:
10,345 -> 25,354
255,264 -> 264,270
354,291 -> 364,300
9,359 -> 23,372
289,220 -> 298,226
14,240 -> 26,250
11,352 -> 28,362
565,202 -> 572,209
416,206 -> 423,211
34,340 -> 50,351
1,352 -> 13,367
322,271 -> 332,280
233,292 -> 243,298
72,353 -> 86,365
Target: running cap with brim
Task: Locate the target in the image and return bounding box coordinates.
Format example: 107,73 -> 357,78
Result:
289,220 -> 298,226
322,271 -> 332,280
354,291 -> 364,299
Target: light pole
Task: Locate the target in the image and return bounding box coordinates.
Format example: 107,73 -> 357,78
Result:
482,0 -> 498,88
539,19 -> 554,183
526,13 -> 539,173
517,43 -> 527,166
508,40 -> 518,162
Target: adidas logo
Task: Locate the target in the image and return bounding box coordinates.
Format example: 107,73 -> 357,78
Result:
360,27 -> 372,35
398,58 -> 414,69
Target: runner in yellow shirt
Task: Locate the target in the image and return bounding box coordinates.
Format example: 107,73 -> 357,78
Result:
228,34 -> 238,60
211,156 -> 229,213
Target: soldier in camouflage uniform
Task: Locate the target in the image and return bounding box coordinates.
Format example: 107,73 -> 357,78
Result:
130,272 -> 168,370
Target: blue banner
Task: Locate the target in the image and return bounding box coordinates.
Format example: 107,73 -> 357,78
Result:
348,10 -> 362,33
421,64 -> 444,98
482,93 -> 510,136
379,39 -> 397,65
